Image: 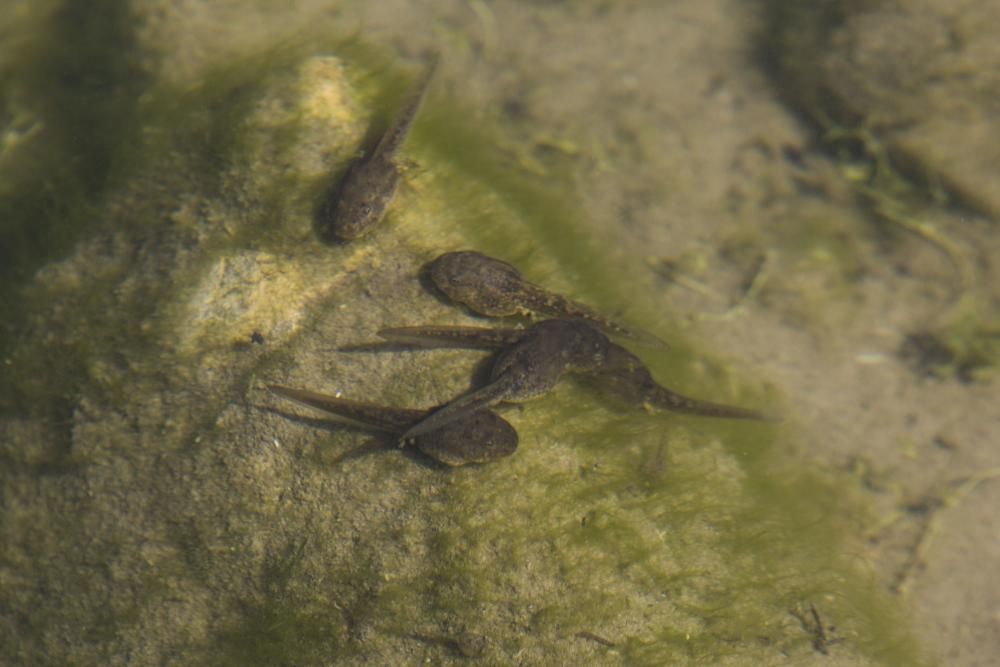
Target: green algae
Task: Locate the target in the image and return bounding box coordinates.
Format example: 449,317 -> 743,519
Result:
373,395 -> 924,664
0,0 -> 146,320
0,34 -> 934,666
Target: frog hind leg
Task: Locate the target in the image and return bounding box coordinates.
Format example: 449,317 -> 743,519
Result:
378,325 -> 525,349
399,376 -> 516,441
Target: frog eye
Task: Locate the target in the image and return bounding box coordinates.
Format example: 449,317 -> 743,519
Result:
360,204 -> 373,217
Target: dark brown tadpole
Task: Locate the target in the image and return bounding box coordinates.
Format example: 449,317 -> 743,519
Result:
425,250 -> 667,347
599,346 -> 778,421
267,384 -> 517,466
318,56 -> 439,242
375,319 -> 777,439
398,319 -> 613,440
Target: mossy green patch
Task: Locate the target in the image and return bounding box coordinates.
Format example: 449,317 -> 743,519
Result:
0,0 -> 146,316
211,538 -> 353,666
408,389 -> 908,663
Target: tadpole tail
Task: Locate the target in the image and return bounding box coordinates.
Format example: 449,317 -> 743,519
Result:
645,384 -> 780,421
378,325 -> 526,349
399,378 -> 514,441
523,284 -> 669,349
267,385 -> 420,431
372,53 -> 440,159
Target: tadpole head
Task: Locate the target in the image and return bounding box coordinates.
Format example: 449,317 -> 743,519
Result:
425,250 -> 525,316
329,190 -> 390,241
416,410 -> 518,466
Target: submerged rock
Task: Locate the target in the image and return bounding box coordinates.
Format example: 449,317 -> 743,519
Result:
768,0 -> 1000,218
0,39 -> 926,667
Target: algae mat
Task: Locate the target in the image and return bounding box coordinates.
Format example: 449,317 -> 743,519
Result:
0,44 -> 928,666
